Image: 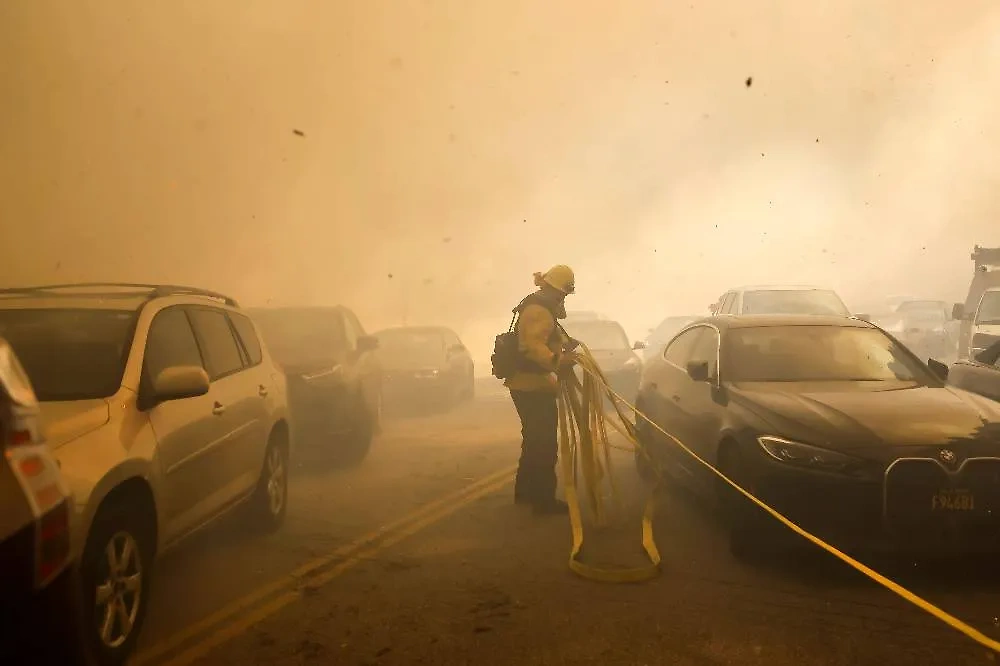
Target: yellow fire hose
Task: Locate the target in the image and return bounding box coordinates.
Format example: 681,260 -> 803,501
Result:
560,343 -> 1000,653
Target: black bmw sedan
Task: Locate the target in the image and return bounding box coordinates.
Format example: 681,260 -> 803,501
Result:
634,314 -> 1000,558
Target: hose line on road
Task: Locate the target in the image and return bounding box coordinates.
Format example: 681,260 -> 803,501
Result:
563,346 -> 1000,654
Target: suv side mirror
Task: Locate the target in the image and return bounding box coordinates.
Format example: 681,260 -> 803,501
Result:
686,360 -> 710,382
357,335 -> 379,352
632,340 -> 647,351
952,303 -> 965,321
152,366 -> 209,403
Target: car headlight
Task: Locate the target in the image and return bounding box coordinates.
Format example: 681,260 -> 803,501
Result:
756,436 -> 860,473
414,369 -> 440,378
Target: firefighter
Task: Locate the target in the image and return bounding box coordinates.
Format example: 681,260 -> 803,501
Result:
505,265 -> 578,515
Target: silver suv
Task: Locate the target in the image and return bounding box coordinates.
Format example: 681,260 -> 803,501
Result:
0,283 -> 290,665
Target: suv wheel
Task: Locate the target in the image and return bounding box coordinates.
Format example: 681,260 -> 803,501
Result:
251,439 -> 288,532
81,504 -> 153,666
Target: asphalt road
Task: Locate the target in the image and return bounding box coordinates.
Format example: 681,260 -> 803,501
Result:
133,380 -> 1000,666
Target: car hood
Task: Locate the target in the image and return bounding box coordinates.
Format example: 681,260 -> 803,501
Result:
38,399 -> 110,450
586,349 -> 640,372
730,382 -> 1000,458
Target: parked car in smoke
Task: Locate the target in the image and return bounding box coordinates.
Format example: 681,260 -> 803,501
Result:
877,299 -> 959,361
0,338 -> 94,665
644,315 -> 700,362
939,339 -> 1000,403
0,283 -> 291,665
561,317 -> 645,405
953,245 -> 1000,359
708,285 -> 855,318
956,286 -> 1000,361
373,325 -> 475,411
249,306 -> 381,464
635,314 -> 1000,559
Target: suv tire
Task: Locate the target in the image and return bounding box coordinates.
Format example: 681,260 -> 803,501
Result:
81,502 -> 153,666
250,438 -> 288,533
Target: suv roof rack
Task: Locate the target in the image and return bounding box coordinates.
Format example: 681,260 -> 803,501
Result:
0,283 -> 239,307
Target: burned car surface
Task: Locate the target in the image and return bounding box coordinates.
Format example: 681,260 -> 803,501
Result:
945,339 -> 1000,403
635,315 -> 1000,559
249,306 -> 381,465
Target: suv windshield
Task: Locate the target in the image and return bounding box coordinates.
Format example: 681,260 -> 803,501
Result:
0,309 -> 136,401
976,292 -> 1000,325
563,321 -> 630,351
742,289 -> 849,316
375,329 -> 446,364
726,325 -> 933,384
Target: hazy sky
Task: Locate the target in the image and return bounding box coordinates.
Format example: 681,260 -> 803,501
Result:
3,1 -> 999,361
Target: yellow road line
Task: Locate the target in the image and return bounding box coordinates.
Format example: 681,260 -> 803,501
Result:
135,466 -> 515,665
158,473 -> 515,666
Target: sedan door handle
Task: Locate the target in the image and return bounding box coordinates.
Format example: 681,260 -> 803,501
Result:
212,402 -> 226,416
258,384 -> 269,397
672,395 -> 681,402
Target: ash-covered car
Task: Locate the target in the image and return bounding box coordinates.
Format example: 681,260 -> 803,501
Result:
877,299 -> 958,361
249,306 -> 381,465
635,315 -> 1000,558
561,317 -> 645,405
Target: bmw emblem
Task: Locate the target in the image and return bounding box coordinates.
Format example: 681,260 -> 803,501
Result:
939,449 -> 957,464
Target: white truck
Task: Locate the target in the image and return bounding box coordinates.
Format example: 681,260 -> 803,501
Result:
953,246 -> 1000,359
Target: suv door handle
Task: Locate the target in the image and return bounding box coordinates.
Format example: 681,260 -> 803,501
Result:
212,402 -> 226,416
672,395 -> 681,402
258,384 -> 269,397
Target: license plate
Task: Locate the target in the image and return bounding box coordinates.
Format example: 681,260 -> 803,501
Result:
931,489 -> 975,511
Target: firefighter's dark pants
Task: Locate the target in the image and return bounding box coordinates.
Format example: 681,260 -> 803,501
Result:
510,389 -> 558,505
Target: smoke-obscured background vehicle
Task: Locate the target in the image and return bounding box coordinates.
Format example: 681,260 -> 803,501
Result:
877,299 -> 959,362
250,306 -> 381,465
643,315 -> 700,362
374,325 -> 475,413
953,246 -> 1000,359
708,285 -> 854,317
561,317 -> 645,405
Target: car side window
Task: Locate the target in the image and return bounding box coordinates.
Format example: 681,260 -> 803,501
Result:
143,308 -> 204,384
187,308 -> 245,380
689,327 -> 720,377
664,327 -> 705,367
228,312 -> 263,366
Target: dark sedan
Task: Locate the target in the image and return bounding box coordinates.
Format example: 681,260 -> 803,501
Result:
635,315 -> 1000,558
945,339 -> 1000,403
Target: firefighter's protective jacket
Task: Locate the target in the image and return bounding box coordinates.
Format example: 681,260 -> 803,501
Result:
503,293 -> 569,393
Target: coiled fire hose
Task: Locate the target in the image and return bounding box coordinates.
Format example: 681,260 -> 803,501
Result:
557,342 -> 661,582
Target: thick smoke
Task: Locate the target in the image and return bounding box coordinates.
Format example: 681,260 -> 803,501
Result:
1,1 -> 998,364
